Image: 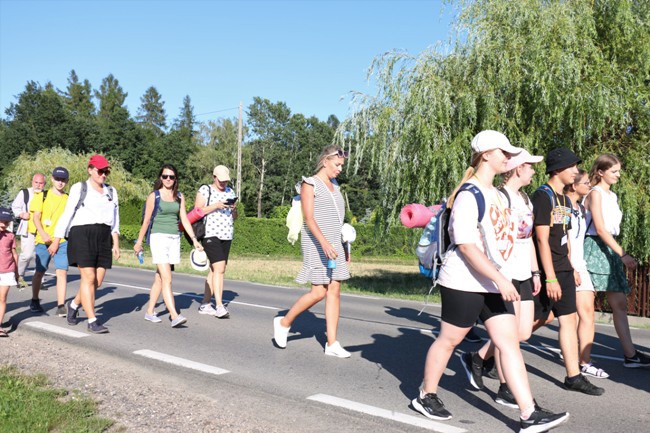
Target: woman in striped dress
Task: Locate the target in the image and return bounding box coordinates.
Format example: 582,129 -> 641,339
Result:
273,145 -> 351,357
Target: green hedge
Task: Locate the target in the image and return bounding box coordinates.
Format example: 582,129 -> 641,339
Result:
119,217 -> 420,258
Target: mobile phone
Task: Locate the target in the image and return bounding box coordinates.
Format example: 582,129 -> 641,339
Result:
225,197 -> 238,206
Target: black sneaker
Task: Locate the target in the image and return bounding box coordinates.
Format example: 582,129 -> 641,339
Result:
563,375 -> 604,396
29,299 -> 44,313
87,321 -> 109,334
495,384 -> 518,409
412,393 -> 452,420
56,305 -> 67,317
519,404 -> 569,433
460,351 -> 484,390
463,327 -> 482,343
482,356 -> 499,379
66,302 -> 79,326
623,350 -> 650,368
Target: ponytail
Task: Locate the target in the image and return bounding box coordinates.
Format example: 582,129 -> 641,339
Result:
447,151 -> 483,209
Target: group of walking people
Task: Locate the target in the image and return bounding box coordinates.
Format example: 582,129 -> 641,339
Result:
0,138 -> 647,432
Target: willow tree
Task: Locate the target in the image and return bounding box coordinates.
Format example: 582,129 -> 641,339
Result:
338,0 -> 650,259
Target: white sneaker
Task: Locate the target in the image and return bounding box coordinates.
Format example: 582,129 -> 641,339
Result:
325,341 -> 351,358
198,303 -> 217,316
273,316 -> 290,348
215,304 -> 230,319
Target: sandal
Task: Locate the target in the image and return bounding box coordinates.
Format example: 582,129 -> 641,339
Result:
0,329 -> 8,338
581,362 -> 609,379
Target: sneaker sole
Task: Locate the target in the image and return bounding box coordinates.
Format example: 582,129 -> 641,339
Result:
411,398 -> 452,421
581,372 -> 609,379
216,313 -> 230,319
325,350 -> 351,358
563,383 -> 604,396
273,317 -> 289,348
145,317 -> 162,323
623,363 -> 650,368
495,397 -> 519,409
460,354 -> 483,390
198,309 -> 217,316
88,328 -> 109,334
519,412 -> 569,433
171,318 -> 187,328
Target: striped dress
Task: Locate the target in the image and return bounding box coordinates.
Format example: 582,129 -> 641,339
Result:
296,176 -> 350,285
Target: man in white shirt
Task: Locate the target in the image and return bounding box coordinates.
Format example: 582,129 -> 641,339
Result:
11,173 -> 46,287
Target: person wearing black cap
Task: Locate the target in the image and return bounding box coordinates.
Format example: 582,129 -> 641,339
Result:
29,167 -> 70,317
531,147 -> 604,396
0,207 -> 19,337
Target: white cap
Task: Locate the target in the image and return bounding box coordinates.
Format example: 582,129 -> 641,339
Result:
505,149 -> 544,171
190,249 -> 209,272
341,223 -> 357,243
471,130 -> 523,155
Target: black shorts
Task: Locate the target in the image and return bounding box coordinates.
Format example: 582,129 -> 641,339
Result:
440,286 -> 515,328
533,270 -> 576,321
67,224 -> 113,269
202,237 -> 232,264
513,278 -> 534,302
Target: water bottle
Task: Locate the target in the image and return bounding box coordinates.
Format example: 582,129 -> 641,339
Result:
137,250 -> 144,265
327,258 -> 337,269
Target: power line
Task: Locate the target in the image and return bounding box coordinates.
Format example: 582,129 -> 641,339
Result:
195,106 -> 239,117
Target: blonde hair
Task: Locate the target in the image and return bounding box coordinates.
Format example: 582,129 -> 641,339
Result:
589,153 -> 621,186
315,144 -> 344,173
447,151 -> 483,208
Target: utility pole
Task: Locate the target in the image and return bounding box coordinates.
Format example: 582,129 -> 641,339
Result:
236,101 -> 243,198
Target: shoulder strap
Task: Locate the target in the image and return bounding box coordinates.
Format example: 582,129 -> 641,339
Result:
457,183 -> 486,222
65,182 -> 87,237
537,184 -> 556,208
22,188 -> 29,206
144,190 -> 161,244
496,186 -> 511,208
105,184 -> 114,201
42,190 -> 48,201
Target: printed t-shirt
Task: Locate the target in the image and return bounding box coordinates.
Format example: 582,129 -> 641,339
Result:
0,231 -> 17,273
532,184 -> 573,272
30,191 -> 69,245
437,179 -> 516,293
199,185 -> 236,240
504,186 -> 534,281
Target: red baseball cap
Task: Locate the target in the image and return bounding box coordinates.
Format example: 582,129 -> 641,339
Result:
88,154 -> 110,169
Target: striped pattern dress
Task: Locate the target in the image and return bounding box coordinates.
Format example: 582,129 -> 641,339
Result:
296,176 -> 350,285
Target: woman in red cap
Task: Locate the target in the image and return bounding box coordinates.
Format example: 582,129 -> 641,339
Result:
51,154 -> 119,334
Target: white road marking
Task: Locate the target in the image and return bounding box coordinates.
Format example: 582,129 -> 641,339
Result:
306,394 -> 467,433
25,321 -> 89,338
133,349 -> 230,375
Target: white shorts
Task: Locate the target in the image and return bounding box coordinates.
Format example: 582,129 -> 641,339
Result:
0,272 -> 17,287
149,233 -> 181,265
575,266 -> 595,292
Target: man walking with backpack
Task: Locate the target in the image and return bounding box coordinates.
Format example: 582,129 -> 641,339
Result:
11,173 -> 46,288
29,167 -> 70,316
532,147 -> 604,396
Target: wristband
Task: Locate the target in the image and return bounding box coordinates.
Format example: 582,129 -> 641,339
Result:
545,278 -> 558,283
531,270 -> 541,276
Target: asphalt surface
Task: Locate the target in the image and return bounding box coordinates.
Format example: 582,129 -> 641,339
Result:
4,265 -> 650,432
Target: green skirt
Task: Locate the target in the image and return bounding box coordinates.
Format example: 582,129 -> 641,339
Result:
583,236 -> 630,294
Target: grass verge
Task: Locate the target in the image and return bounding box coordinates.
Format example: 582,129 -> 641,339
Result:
0,365 -> 113,433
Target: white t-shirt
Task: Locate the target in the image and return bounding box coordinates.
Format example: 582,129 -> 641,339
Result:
54,180 -> 119,239
437,179 -> 516,293
569,201 -> 587,269
199,184 -> 236,240
503,185 -> 534,281
585,185 -> 622,236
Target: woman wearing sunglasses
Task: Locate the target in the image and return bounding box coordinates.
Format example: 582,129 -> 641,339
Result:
51,155 -> 119,334
273,145 -> 352,357
134,164 -> 203,328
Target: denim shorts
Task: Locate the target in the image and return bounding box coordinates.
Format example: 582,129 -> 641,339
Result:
35,242 -> 69,272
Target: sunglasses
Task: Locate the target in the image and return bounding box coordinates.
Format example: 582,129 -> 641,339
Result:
213,176 -> 228,182
95,168 -> 110,176
328,149 -> 349,158
161,174 -> 176,180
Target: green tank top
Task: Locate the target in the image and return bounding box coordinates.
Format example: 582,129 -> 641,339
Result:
151,199 -> 180,235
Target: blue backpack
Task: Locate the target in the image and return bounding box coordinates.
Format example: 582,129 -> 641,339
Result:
416,183 -> 486,280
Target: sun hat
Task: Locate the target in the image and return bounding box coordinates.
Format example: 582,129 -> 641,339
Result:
505,149 -> 544,171
88,155 -> 110,169
52,166 -> 69,179
545,148 -> 581,174
470,130 -> 523,155
0,207 -> 12,222
190,249 -> 209,272
213,165 -> 231,182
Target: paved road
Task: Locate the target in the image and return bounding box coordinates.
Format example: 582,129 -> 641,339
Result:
5,265 -> 650,432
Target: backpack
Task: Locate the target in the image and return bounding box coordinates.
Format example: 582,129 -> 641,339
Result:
416,183 -> 486,280
141,190 -> 161,244
64,181 -> 114,237
12,188 -> 30,235
183,185 -> 211,244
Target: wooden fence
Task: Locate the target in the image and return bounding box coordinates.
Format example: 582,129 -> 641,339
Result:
595,263 -> 650,318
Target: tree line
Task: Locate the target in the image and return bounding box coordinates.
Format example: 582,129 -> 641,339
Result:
0,72 -> 381,222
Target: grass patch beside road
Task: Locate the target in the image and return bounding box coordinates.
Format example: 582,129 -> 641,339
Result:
119,250 -> 439,302
0,365 -> 113,433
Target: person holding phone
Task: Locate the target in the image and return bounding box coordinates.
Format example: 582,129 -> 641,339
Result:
194,165 -> 237,319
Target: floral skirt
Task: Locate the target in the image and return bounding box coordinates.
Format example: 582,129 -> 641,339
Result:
583,236 -> 630,294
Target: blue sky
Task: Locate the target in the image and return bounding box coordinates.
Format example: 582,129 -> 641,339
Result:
0,0 -> 455,124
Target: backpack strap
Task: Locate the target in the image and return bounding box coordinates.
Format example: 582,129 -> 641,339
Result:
457,183 -> 486,222
496,186 -> 512,208
22,188 -> 29,208
537,184 -> 557,208
144,190 -> 161,244
65,181 -> 87,237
